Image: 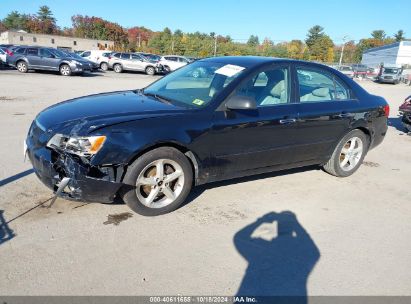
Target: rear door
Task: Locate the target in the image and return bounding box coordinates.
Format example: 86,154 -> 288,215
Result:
295,65 -> 359,162
130,54 -> 146,71
26,48 -> 40,68
120,53 -> 132,69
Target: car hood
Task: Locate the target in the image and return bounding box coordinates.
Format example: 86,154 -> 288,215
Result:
36,90 -> 187,135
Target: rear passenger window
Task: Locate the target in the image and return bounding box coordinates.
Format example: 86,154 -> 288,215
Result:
27,48 -> 38,56
113,53 -> 121,58
121,53 -> 130,59
297,68 -> 349,102
81,51 -> 91,57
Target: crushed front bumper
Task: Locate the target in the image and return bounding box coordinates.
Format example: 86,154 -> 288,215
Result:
26,139 -> 124,203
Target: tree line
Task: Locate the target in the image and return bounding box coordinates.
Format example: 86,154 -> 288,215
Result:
0,6 -> 407,63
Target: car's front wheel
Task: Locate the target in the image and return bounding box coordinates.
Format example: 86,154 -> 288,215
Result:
120,147 -> 193,216
100,62 -> 108,71
113,64 -> 123,73
60,64 -> 72,76
323,129 -> 369,177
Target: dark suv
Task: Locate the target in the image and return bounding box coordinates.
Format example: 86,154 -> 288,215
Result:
7,46 -> 92,76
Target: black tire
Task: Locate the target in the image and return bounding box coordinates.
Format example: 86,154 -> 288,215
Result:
100,62 -> 108,71
120,147 -> 193,216
16,60 -> 28,73
323,129 -> 369,177
145,66 -> 156,76
59,64 -> 72,76
113,64 -> 123,73
164,66 -> 171,73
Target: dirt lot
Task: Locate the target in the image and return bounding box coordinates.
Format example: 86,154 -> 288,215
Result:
0,69 -> 411,296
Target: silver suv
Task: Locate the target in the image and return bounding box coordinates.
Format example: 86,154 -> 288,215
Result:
108,52 -> 163,75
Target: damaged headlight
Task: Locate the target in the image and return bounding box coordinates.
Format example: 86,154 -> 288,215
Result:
47,134 -> 106,157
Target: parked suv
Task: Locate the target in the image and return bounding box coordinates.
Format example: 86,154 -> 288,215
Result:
378,67 -> 402,84
108,52 -> 163,75
80,50 -> 112,71
159,55 -> 190,72
7,46 -> 91,76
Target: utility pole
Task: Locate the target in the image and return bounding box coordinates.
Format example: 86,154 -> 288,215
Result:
214,36 -> 217,57
339,35 -> 349,66
171,39 -> 175,53
137,34 -> 141,48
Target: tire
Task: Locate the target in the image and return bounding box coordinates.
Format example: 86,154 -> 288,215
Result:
120,147 -> 193,216
59,64 -> 72,76
100,62 -> 108,71
145,66 -> 156,76
164,66 -> 171,73
16,61 -> 28,73
323,129 -> 369,177
113,64 -> 123,73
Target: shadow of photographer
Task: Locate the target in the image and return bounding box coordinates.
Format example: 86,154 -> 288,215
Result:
234,211 -> 320,302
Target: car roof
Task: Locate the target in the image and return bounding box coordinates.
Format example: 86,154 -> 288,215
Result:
199,56 -> 320,69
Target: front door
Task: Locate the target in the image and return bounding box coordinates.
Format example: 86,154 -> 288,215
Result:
39,48 -> 60,70
209,65 -> 301,178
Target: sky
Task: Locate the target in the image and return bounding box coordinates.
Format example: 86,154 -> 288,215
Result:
1,0 -> 410,44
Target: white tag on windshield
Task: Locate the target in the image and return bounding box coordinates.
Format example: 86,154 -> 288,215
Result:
215,64 -> 245,77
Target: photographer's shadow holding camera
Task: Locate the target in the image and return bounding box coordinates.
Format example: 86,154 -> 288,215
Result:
234,211 -> 320,300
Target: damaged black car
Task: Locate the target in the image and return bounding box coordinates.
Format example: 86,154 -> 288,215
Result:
26,56 -> 389,216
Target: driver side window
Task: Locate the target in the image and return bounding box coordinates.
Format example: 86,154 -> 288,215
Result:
234,67 -> 290,107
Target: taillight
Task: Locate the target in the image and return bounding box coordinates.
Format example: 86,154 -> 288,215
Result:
6,49 -> 13,56
383,104 -> 390,117
108,56 -> 112,60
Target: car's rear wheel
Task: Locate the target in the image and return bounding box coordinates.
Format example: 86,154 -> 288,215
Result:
60,64 -> 72,76
323,129 -> 369,177
113,64 -> 123,73
16,61 -> 28,73
145,66 -> 156,76
100,62 -> 108,71
120,147 -> 193,216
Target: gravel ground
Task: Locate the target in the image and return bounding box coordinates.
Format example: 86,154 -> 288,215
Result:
0,69 -> 410,296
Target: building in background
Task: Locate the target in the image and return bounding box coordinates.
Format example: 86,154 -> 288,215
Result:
0,30 -> 114,51
361,41 -> 411,67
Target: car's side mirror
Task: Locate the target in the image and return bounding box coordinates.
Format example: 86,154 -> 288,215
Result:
225,95 -> 257,110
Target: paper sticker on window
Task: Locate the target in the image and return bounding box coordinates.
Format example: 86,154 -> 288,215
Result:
192,99 -> 205,106
215,64 -> 245,77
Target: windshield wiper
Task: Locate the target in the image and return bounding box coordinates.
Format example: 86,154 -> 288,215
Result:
139,90 -> 173,105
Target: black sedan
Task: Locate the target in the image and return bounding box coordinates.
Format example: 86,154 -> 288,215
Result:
25,56 -> 389,216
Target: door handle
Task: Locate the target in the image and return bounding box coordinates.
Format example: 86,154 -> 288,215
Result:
335,113 -> 351,118
279,118 -> 297,124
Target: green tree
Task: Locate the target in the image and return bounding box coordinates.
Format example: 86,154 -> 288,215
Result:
2,11 -> 29,30
247,35 -> 260,47
305,26 -> 334,62
37,5 -> 56,23
371,30 -> 386,41
394,30 -> 405,42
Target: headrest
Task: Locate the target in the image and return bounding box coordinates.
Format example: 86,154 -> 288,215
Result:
312,87 -> 330,97
270,80 -> 285,96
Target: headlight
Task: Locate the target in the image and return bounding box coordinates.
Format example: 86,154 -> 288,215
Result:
47,134 -> 106,157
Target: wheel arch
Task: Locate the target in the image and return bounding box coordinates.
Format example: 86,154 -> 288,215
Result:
123,142 -> 200,185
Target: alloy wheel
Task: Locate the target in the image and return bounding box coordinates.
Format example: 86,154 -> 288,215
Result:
339,136 -> 363,171
17,62 -> 27,72
60,65 -> 71,76
135,159 -> 185,208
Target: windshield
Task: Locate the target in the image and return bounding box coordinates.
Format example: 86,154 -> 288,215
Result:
144,61 -> 246,107
50,49 -> 68,58
384,68 -> 399,74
